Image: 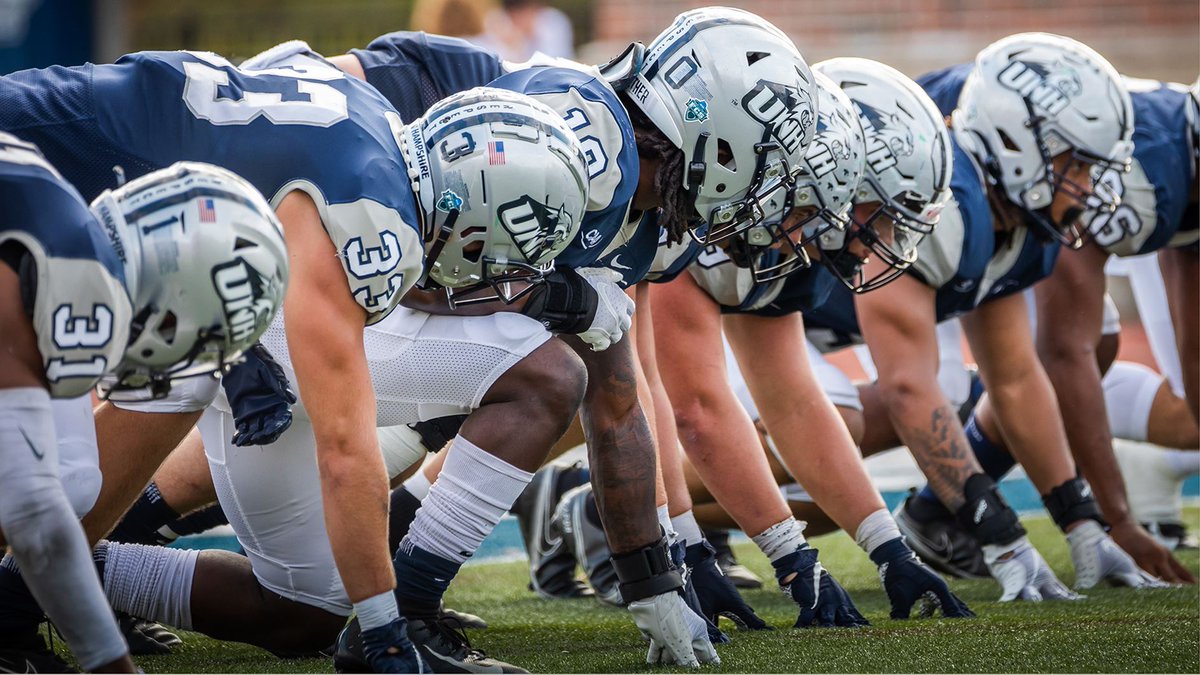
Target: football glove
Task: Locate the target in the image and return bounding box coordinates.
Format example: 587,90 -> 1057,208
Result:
628,591 -> 720,667
1067,520 -> 1169,590
221,343 -> 296,447
684,540 -> 770,631
983,536 -> 1082,601
575,267 -> 634,352
775,546 -> 869,628
870,538 -> 974,619
360,617 -> 428,674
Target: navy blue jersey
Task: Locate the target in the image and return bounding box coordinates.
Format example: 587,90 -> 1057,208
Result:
805,136 -> 1059,347
1085,78 -> 1199,256
0,43 -> 423,323
0,134 -> 131,397
916,62 -> 971,117
684,242 -> 837,316
352,31 -> 503,123
347,32 -> 638,272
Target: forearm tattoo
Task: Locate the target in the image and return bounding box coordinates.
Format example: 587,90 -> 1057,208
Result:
903,406 -> 981,511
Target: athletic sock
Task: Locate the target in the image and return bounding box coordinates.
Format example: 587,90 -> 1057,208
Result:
388,486 -> 424,553
397,435 -> 533,613
751,517 -> 807,564
670,510 -> 704,548
108,482 -> 181,545
95,541 -> 199,631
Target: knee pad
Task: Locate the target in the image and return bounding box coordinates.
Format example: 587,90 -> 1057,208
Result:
51,395 -> 102,517
378,425 -> 431,480
1102,361 -> 1161,442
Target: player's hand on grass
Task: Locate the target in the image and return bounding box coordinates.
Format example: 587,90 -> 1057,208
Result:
983,536 -> 1081,601
776,546 -> 870,628
223,342 -> 297,447
628,592 -> 720,668
871,538 -> 974,619
1069,520 -> 1171,589
685,540 -> 771,631
360,618 -> 428,673
1108,519 -> 1195,585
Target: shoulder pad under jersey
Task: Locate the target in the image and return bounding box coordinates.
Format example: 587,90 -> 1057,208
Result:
0,135 -> 131,397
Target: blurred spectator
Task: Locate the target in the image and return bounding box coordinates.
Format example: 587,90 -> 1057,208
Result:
409,0 -> 495,40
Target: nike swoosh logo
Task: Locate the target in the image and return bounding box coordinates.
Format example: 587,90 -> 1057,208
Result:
426,649 -> 502,673
18,426 -> 43,460
609,255 -> 632,271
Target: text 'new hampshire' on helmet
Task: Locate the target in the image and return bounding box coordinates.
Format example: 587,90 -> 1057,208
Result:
402,86 -> 590,306
815,57 -> 952,293
91,161 -> 289,397
624,6 -> 820,247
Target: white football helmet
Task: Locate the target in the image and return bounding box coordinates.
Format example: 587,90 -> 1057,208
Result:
91,162 -> 288,395
401,86 -> 589,305
625,6 -> 819,244
815,57 -> 952,292
953,33 -> 1134,248
734,72 -> 868,282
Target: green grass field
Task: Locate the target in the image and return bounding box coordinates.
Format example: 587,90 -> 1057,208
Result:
89,509 -> 1200,673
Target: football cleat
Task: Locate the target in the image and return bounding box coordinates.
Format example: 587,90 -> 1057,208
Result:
511,460 -> 592,599
554,484 -> 622,606
117,611 -> 180,655
894,491 -> 990,579
439,602 -> 488,631
336,616 -> 525,674
704,528 -> 763,589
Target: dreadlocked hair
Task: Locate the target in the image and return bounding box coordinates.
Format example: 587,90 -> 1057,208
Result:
620,93 -> 694,244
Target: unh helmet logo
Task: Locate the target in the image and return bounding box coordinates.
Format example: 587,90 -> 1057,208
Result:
997,59 -> 1082,116
741,79 -> 814,155
497,195 -> 573,263
856,101 -> 913,174
212,258 -> 276,344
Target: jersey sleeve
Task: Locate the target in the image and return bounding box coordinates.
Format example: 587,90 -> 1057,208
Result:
489,66 -> 639,269
915,62 -> 972,117
909,196 -> 966,289
0,139 -> 131,398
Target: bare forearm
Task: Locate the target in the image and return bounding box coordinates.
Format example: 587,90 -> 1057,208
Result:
885,387 -> 980,512
1042,354 -> 1132,525
984,373 -> 1075,493
575,338 -> 659,553
318,439 -> 396,601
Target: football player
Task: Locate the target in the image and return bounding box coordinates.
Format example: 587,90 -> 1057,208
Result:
0,41 -> 564,671
0,134 -> 286,671
894,67 -> 1199,582
649,61 -> 973,622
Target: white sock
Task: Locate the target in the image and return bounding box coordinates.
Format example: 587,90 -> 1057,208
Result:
406,435 -> 533,564
99,541 -> 199,630
853,508 -> 902,556
670,510 -> 704,548
750,517 -> 807,563
403,463 -> 433,501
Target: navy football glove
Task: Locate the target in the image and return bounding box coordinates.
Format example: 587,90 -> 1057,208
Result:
222,343 -> 297,447
670,541 -> 729,644
870,538 -> 974,619
774,546 -> 869,628
360,618 -> 428,673
684,541 -> 770,631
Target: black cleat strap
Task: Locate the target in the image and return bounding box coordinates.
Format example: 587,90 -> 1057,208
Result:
610,535 -> 684,603
1043,477 -> 1105,532
955,474 -> 1026,546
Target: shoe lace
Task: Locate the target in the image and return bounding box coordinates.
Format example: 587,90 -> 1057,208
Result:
427,618 -> 488,660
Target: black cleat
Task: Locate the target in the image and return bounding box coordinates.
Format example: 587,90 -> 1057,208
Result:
894,491 -> 990,579
438,601 -> 488,631
511,460 -> 591,599
704,528 -> 763,590
117,611 -> 179,655
406,617 -> 526,673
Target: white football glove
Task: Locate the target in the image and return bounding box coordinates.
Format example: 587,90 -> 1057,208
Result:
983,536 -> 1082,602
627,592 -> 719,668
575,267 -> 634,352
1067,520 -> 1170,590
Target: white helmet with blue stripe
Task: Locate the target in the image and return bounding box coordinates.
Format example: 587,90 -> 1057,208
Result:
402,86 -> 590,304
625,6 -> 819,245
